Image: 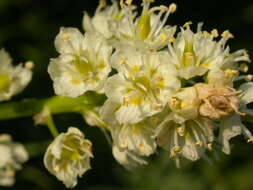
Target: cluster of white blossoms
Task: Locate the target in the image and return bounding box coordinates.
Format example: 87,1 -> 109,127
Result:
0,49 -> 33,101
46,0 -> 253,187
0,134 -> 28,186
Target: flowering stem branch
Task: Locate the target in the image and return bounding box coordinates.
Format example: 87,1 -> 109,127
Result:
0,92 -> 105,121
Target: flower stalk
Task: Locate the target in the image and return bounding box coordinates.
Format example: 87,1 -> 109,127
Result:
0,92 -> 105,121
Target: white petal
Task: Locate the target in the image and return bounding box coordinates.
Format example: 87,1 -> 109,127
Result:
218,114 -> 242,154
239,82 -> 253,105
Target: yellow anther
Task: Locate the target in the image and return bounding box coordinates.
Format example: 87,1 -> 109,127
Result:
125,0 -> 133,5
25,61 -> 34,69
203,31 -> 211,38
159,33 -> 167,42
132,65 -> 140,72
225,69 -> 239,77
240,63 -> 249,73
170,97 -> 181,109
247,137 -> 253,143
245,74 -> 253,82
207,143 -> 212,150
120,140 -> 128,148
221,30 -> 234,39
61,33 -> 70,41
170,152 -> 177,158
180,101 -> 188,109
183,21 -> 192,28
169,36 -> 176,43
168,3 -> 177,13
211,29 -> 219,38
119,58 -> 127,64
139,144 -> 146,152
172,146 -> 181,152
98,0 -> 107,9
195,141 -> 203,147
176,127 -> 185,136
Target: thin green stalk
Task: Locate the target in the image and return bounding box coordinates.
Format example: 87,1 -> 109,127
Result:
46,113 -> 59,138
0,92 -> 105,121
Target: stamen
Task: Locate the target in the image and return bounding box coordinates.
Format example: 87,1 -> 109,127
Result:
240,63 -> 249,73
177,126 -> 185,136
61,32 -> 70,41
172,146 -> 181,152
25,61 -> 34,69
98,0 -> 107,10
224,69 -> 239,77
195,141 -> 203,147
125,0 -> 133,5
221,30 -> 234,39
183,21 -> 193,28
168,3 -> 177,13
245,74 -> 253,82
211,29 -> 219,38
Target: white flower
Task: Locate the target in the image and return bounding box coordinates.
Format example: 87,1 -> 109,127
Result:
99,100 -> 156,169
104,48 -> 180,124
155,115 -> 214,162
83,0 -> 120,39
0,49 -> 32,101
167,24 -> 249,80
48,28 -> 112,97
0,134 -> 28,186
44,127 -> 93,188
112,1 -> 177,50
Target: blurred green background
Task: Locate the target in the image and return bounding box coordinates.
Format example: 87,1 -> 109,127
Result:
1,0 -> 253,189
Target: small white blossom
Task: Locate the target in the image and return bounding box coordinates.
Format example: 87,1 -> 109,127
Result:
104,48 -> 180,124
167,24 -> 249,80
83,0 -> 120,39
0,49 -> 32,101
99,100 -> 156,169
112,1 -> 177,50
48,28 -> 112,97
155,115 -> 214,162
0,134 -> 28,186
44,127 -> 93,188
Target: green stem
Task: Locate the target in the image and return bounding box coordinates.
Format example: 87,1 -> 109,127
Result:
0,92 -> 105,121
46,113 -> 59,138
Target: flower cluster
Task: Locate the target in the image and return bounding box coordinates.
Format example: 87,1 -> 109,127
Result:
46,0 -> 253,187
0,134 -> 28,186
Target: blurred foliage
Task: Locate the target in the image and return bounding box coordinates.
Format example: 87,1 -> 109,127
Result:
1,0 -> 253,190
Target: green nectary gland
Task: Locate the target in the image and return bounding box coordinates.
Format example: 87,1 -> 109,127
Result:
74,57 -> 93,78
137,11 -> 151,41
0,73 -> 11,92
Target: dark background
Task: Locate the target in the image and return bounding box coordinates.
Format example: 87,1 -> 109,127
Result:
1,0 -> 253,189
